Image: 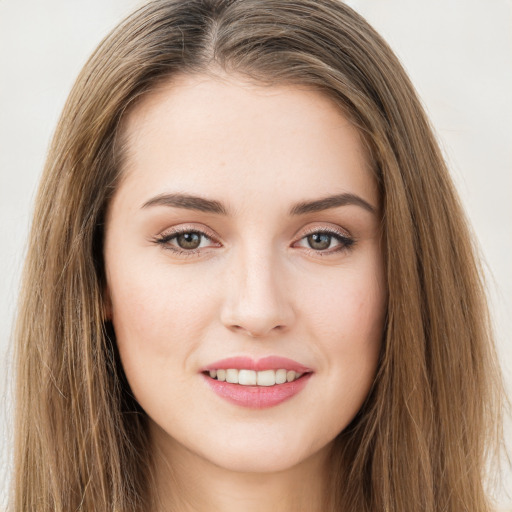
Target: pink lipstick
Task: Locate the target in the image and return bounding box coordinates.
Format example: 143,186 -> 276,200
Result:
201,356 -> 313,409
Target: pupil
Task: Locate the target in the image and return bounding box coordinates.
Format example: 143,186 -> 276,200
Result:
177,232 -> 201,249
308,233 -> 331,250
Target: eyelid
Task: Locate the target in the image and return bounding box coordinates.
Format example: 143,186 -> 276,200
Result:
151,223 -> 222,257
157,223 -> 219,242
290,223 -> 356,257
152,222 -> 354,256
298,224 -> 351,240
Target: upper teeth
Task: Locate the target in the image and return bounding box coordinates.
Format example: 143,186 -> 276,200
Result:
208,369 -> 302,386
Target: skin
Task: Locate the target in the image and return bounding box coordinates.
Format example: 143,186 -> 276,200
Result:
104,73 -> 387,512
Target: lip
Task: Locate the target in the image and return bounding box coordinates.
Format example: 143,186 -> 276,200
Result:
202,372 -> 312,409
201,356 -> 312,373
201,356 -> 313,409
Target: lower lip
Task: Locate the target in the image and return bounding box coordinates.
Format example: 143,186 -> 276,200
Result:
202,373 -> 312,409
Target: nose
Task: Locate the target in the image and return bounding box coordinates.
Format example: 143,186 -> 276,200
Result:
220,247 -> 295,338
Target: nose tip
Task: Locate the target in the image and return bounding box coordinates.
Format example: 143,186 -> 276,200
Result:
220,257 -> 294,339
222,296 -> 292,338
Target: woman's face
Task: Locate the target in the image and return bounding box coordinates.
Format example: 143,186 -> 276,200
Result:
104,74 -> 386,473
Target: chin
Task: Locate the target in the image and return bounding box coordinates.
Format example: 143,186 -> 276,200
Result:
214,452 -> 300,474
196,429 -> 329,474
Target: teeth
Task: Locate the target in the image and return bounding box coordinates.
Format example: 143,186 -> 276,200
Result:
257,369 -> 275,386
275,369 -> 287,384
226,369 -> 238,383
238,369 -> 257,385
208,368 -> 303,386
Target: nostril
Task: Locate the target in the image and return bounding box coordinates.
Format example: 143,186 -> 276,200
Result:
229,324 -> 287,338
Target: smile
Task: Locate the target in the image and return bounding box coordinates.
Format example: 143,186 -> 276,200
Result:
206,368 -> 304,386
201,356 -> 313,408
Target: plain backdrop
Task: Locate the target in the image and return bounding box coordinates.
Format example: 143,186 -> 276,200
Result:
0,0 -> 511,508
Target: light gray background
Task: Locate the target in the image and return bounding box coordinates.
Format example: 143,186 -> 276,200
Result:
1,0 -> 510,508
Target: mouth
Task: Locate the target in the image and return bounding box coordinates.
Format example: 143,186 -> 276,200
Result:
201,356 -> 313,409
203,368 -> 306,386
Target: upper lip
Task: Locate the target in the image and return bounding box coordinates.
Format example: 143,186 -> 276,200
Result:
201,356 -> 312,373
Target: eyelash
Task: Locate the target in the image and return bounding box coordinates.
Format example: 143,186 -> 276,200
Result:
152,226 -> 355,258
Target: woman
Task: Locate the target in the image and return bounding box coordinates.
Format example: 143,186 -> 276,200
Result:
10,0 -> 506,510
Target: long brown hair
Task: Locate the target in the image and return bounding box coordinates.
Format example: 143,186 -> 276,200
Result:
10,0 -> 506,510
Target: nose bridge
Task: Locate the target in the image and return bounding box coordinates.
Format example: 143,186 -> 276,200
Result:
221,239 -> 293,337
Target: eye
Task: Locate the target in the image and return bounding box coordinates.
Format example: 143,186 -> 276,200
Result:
294,228 -> 354,254
152,225 -> 354,257
152,227 -> 220,255
173,231 -> 205,250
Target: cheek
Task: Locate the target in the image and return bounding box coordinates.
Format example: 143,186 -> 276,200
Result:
299,257 -> 385,416
106,267 -> 216,420
106,260 -> 218,380
302,260 -> 386,349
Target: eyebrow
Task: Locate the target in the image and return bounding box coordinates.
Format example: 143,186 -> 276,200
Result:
141,192 -> 377,216
289,193 -> 376,215
142,193 -> 228,214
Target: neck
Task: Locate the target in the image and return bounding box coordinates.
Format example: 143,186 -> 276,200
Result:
148,427 -> 333,512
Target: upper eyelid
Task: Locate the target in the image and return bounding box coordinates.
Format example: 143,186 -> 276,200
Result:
155,225 -> 352,251
158,224 -> 218,240
299,225 -> 350,237
157,224 -> 350,240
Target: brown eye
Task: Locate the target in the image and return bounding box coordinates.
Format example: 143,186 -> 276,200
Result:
307,233 -> 332,250
294,228 -> 355,254
153,228 -> 220,255
176,232 -> 202,250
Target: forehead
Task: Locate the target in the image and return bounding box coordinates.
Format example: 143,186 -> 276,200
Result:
116,73 -> 378,213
